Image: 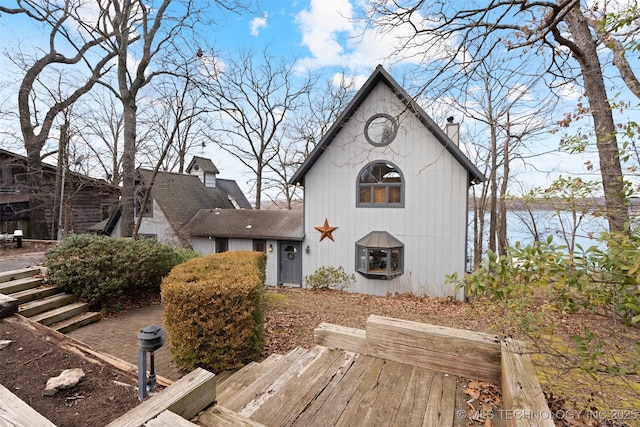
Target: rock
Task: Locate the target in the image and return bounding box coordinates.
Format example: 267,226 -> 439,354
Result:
43,368 -> 85,396
0,339 -> 12,349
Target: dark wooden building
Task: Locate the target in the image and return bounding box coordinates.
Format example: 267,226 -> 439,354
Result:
0,149 -> 119,239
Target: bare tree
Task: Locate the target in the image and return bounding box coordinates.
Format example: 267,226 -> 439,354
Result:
0,0 -> 117,238
74,86 -> 124,185
137,62 -> 211,174
201,48 -> 315,209
264,73 -> 358,209
95,0 -> 251,237
367,0 -> 639,234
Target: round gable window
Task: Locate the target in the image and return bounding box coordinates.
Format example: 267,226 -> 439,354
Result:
365,113 -> 398,146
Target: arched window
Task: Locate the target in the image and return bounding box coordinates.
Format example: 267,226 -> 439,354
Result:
357,162 -> 404,207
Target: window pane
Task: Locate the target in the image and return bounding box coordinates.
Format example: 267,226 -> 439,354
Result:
359,165 -> 377,183
390,249 -> 400,272
360,187 -> 371,203
253,240 -> 266,252
389,186 -> 401,203
374,187 -> 386,203
369,249 -> 387,271
358,247 -> 367,270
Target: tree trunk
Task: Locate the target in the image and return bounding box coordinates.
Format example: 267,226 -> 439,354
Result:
488,122 -> 498,254
497,121 -> 511,256
120,99 -> 137,237
24,146 -> 49,239
564,6 -> 629,233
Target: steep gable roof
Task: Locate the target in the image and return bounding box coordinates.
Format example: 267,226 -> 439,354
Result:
137,168 -> 250,229
186,156 -> 219,174
289,65 -> 486,186
182,209 -> 303,241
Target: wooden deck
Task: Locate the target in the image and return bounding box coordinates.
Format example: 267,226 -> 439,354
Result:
204,345 -> 470,427
2,311 -> 549,427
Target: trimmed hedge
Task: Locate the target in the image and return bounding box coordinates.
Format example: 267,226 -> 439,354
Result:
161,251 -> 266,372
45,235 -> 190,309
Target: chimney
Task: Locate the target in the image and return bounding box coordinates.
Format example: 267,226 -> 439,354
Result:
445,116 -> 459,146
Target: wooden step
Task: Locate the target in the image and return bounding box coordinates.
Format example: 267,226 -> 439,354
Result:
19,293 -> 77,317
0,276 -> 44,295
0,383 -> 56,427
106,368 -> 216,427
29,302 -> 89,326
216,353 -> 283,396
0,267 -> 42,284
250,348 -> 356,426
51,311 -> 102,334
10,285 -> 60,304
197,405 -> 267,427
218,346 -> 321,414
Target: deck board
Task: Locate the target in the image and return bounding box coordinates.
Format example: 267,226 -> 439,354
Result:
291,353 -> 377,427
394,367 -> 436,427
332,357 -> 387,427
368,360 -> 415,426
251,348 -> 354,426
423,372 -> 457,427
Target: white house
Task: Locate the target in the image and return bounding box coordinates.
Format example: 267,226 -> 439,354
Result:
101,66 -> 484,299
289,65 -> 485,298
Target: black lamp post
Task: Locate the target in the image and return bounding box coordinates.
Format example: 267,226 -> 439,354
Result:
137,324 -> 166,400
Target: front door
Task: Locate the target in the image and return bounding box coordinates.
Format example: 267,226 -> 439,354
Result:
279,242 -> 302,286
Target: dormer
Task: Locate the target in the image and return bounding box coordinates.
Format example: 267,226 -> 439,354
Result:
186,156 -> 219,188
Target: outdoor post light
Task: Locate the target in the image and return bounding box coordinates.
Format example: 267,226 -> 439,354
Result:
137,324 -> 166,400
13,230 -> 22,248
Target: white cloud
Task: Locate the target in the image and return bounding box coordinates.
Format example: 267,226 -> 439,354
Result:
293,0 -> 458,74
250,13 -> 268,37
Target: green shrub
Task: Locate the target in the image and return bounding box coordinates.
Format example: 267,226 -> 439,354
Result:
45,235 -> 187,308
161,251 -> 266,372
304,266 -> 355,290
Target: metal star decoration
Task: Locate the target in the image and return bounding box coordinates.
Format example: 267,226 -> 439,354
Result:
314,218 -> 338,242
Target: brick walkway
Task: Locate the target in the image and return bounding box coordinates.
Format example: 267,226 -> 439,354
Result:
67,305 -> 188,381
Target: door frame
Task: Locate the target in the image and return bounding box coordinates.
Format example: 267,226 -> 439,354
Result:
278,241 -> 303,286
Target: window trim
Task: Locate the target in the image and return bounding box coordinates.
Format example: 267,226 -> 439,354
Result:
356,161 -> 405,208
364,113 -> 398,147
355,231 -> 403,280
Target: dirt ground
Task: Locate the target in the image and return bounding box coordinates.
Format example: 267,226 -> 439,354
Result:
0,317 -> 140,427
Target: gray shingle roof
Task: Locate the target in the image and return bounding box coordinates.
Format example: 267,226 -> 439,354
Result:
182,209 -> 303,240
137,169 -> 251,230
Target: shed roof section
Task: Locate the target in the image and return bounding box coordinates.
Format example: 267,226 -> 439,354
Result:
137,168 -> 251,229
182,209 -> 303,241
289,65 -> 486,186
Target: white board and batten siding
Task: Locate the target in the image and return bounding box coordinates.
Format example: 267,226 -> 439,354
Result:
302,82 -> 468,298
110,199 -> 181,246
189,236 -> 279,286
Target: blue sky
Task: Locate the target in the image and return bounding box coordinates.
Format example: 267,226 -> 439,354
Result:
0,0 -> 638,203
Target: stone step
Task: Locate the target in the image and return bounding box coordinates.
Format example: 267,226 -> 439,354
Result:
0,276 -> 44,295
51,311 -> 102,334
19,293 -> 77,317
10,285 -> 61,304
29,302 -> 89,326
0,267 -> 42,284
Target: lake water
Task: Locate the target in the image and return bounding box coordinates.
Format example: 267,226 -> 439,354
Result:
468,210 -> 608,264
